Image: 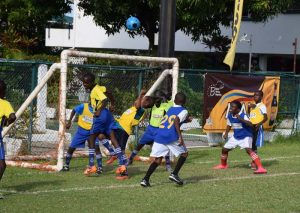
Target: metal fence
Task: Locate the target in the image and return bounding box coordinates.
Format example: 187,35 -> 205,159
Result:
1,60 -> 299,156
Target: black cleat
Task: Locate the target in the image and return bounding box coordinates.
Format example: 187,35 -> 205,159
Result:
169,173 -> 184,185
140,179 -> 151,187
96,167 -> 103,175
61,165 -> 70,172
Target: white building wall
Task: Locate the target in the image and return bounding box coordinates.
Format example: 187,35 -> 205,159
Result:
45,4 -> 300,55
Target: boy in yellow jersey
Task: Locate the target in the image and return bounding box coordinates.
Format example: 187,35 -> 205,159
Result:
128,90 -> 173,171
62,102 -> 115,174
82,73 -> 126,178
248,90 -> 268,169
0,80 -> 16,199
107,89 -> 150,179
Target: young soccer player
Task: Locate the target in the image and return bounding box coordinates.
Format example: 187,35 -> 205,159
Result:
213,100 -> 267,174
109,89 -> 150,179
62,102 -> 115,174
81,73 -> 126,178
140,92 -> 189,187
248,91 -> 268,169
128,90 -> 173,171
0,80 -> 16,199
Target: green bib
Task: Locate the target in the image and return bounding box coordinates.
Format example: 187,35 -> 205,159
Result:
149,105 -> 166,127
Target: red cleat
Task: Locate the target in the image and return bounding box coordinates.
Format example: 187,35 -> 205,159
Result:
213,164 -> 228,169
115,165 -> 127,175
84,166 -> 97,176
254,167 -> 267,174
106,155 -> 117,165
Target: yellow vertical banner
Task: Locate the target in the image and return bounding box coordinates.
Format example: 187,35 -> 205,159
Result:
223,0 -> 244,71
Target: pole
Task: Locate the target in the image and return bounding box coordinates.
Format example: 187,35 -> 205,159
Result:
293,38 -> 297,74
248,34 -> 253,74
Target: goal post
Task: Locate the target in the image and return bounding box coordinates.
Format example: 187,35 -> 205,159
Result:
4,49 -> 179,171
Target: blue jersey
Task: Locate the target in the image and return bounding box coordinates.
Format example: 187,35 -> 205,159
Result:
227,112 -> 253,140
155,106 -> 187,144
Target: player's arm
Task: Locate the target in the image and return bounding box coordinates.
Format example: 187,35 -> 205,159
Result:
95,98 -> 109,117
1,113 -> 16,127
223,125 -> 231,140
174,117 -> 184,145
134,89 -> 147,109
66,109 -> 76,129
236,114 -> 253,127
105,90 -> 115,112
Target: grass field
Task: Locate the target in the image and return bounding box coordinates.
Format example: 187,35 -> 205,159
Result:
1,136 -> 300,213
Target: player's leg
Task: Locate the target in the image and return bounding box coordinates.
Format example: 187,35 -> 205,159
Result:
245,148 -> 267,174
95,139 -> 103,174
213,147 -> 231,169
250,127 -> 259,169
62,147 -> 76,171
167,143 -> 189,185
141,142 -> 168,187
84,133 -> 98,175
0,160 -> 6,182
164,152 -> 172,172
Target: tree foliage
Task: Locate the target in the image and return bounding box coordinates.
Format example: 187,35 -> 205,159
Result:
78,0 -> 295,52
0,0 -> 71,53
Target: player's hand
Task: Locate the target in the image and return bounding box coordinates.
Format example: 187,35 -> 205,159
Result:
140,89 -> 147,96
109,105 -> 116,112
236,114 -> 241,120
94,110 -> 101,117
186,115 -> 193,123
178,136 -> 184,146
1,116 -> 7,127
66,121 -> 71,129
223,133 -> 228,140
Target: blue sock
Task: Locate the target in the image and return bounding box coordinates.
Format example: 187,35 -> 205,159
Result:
122,153 -> 128,165
96,154 -> 102,168
165,155 -> 171,166
101,139 -> 115,155
129,150 -> 138,161
115,147 -> 124,166
89,148 -> 95,167
65,153 -> 72,166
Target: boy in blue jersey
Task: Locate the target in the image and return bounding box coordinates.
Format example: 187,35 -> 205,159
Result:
213,100 -> 267,174
140,92 -> 189,187
62,102 -> 115,174
128,90 -> 172,171
0,80 -> 16,199
82,73 -> 126,178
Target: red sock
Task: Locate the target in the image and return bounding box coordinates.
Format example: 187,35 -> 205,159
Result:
221,154 -> 228,166
249,151 -> 263,168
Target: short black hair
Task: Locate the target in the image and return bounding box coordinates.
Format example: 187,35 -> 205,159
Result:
175,92 -> 186,104
231,100 -> 242,110
83,72 -> 95,83
0,79 -> 6,92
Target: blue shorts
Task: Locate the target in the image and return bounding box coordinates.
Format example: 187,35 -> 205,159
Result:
90,108 -> 115,136
139,125 -> 158,145
70,126 -> 99,149
0,139 -> 5,160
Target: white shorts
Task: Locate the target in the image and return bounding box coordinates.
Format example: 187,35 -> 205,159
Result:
224,136 -> 252,150
150,141 -> 188,158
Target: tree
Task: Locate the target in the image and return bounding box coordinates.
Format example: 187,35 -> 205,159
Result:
0,0 -> 71,53
78,0 -> 295,53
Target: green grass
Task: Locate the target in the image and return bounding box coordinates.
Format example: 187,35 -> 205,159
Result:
1,140 -> 300,213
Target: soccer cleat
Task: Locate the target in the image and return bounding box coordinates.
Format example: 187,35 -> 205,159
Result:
140,179 -> 151,187
115,165 -> 127,175
106,155 -> 117,165
116,171 -> 129,180
213,164 -> 228,169
166,164 -> 172,173
61,165 -> 70,172
84,165 -> 97,176
254,167 -> 267,174
96,167 -> 103,175
169,173 -> 184,185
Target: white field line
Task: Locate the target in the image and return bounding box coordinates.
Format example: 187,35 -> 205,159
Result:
1,172 -> 300,195
192,155 -> 300,164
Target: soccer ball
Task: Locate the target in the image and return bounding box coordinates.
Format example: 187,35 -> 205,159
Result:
126,16 -> 141,31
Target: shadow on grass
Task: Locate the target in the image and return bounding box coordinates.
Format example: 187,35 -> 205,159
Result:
184,175 -> 215,184
230,160 -> 279,169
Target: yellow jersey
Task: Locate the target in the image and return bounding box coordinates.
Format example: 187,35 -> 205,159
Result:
249,103 -> 266,125
90,85 -> 107,111
116,106 -> 145,135
74,103 -> 94,130
0,98 -> 14,125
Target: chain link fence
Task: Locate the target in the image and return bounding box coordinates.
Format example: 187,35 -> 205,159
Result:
1,60 -> 299,157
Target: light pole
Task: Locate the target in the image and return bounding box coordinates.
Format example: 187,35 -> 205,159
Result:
240,33 -> 253,73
